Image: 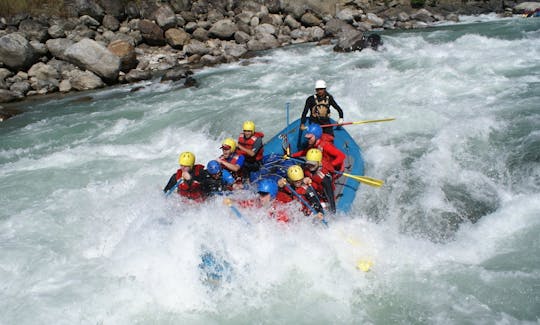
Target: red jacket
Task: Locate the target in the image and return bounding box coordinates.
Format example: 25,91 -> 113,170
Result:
292,138 -> 345,172
175,164 -> 205,202
237,131 -> 264,163
276,185 -> 313,216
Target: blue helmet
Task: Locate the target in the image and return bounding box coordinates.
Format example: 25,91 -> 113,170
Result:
258,178 -> 278,199
306,124 -> 322,140
206,160 -> 221,175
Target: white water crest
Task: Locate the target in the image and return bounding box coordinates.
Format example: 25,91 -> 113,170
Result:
1,17 -> 539,323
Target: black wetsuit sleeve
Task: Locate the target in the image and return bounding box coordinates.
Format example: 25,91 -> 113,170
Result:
305,186 -> 324,213
322,175 -> 336,213
328,94 -> 344,119
252,137 -> 263,153
163,173 -> 177,192
301,96 -> 314,125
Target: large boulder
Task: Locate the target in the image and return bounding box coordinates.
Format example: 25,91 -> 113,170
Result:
333,29 -> 365,52
208,19 -> 238,40
154,5 -> 177,30
64,38 -> 120,83
67,69 -> 105,90
0,33 -> 37,71
107,40 -> 138,72
165,28 -> 191,49
138,19 -> 166,46
19,19 -> 49,42
46,38 -> 75,61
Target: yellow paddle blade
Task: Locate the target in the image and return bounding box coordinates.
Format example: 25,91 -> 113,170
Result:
342,173 -> 384,187
356,259 -> 373,272
352,118 -> 395,125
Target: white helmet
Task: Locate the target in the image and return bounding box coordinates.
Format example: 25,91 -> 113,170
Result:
315,79 -> 327,89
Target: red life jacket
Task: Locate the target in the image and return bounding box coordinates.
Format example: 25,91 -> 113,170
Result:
237,132 -> 264,163
175,164 -> 205,202
219,153 -> 242,182
304,167 -> 334,195
277,185 -> 312,216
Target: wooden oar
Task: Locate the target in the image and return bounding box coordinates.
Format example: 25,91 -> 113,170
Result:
320,118 -> 395,128
336,172 -> 384,187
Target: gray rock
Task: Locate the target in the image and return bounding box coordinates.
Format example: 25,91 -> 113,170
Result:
46,38 -> 75,61
102,14 -> 120,31
28,62 -> 60,80
165,28 -> 191,49
19,19 -> 49,42
0,33 -> 37,71
65,38 -> 120,82
222,42 -> 248,57
208,19 -> 238,40
48,24 -> 66,38
301,12 -> 322,27
254,23 -> 276,36
0,89 -> 21,103
67,69 -> 105,90
79,15 -> 100,27
234,31 -> 251,44
29,41 -> 48,57
125,69 -> 152,83
284,14 -> 301,29
183,39 -> 211,56
192,27 -> 209,41
9,81 -> 31,95
154,5 -> 177,30
59,79 -> 72,92
138,19 -> 165,46
247,33 -> 279,51
107,39 -> 138,72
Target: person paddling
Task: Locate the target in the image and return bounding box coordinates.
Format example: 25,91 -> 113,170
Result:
163,151 -> 206,201
290,124 -> 345,176
236,120 -> 264,182
224,178 -> 289,223
276,165 -> 324,219
217,137 -> 245,188
201,160 -> 235,196
302,148 -> 337,213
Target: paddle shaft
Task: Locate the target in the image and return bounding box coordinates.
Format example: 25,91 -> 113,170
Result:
320,118 -> 395,128
165,179 -> 183,197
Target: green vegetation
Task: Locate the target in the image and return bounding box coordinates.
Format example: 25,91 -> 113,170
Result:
0,0 -> 65,17
410,0 -> 425,8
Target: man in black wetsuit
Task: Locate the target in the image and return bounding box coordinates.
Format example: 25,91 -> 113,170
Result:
300,79 -> 344,135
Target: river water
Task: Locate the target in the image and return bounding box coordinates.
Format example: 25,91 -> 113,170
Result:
1,16 -> 539,324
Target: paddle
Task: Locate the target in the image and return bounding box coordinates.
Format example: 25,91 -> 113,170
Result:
284,156 -> 384,188
165,179 -> 183,197
284,184 -> 328,226
336,171 -> 384,188
223,198 -> 251,225
320,118 -> 395,128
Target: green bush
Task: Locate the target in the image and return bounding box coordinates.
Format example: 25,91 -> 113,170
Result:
411,0 -> 425,8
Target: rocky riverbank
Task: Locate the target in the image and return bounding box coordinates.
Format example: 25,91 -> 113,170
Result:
0,0 -> 537,121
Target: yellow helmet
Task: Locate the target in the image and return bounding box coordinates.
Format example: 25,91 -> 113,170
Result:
243,120 -> 255,132
306,148 -> 322,163
221,137 -> 236,152
287,165 -> 304,181
178,151 -> 195,167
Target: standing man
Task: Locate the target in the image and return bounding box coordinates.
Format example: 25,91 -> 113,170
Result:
300,79 -> 344,135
